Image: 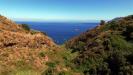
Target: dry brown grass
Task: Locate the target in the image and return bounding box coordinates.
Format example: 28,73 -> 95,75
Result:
0,15 -> 58,74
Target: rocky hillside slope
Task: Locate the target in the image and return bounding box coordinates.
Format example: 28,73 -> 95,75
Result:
66,15 -> 133,75
0,15 -> 55,48
0,15 -> 57,74
1,14 -> 133,75
0,15 -> 80,75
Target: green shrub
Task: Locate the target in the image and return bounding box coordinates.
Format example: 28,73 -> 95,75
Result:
21,24 -> 30,31
31,30 -> 38,35
71,41 -> 86,52
58,71 -> 71,75
41,68 -> 55,75
110,35 -> 133,53
39,51 -> 45,57
46,62 -> 57,68
100,20 -> 105,25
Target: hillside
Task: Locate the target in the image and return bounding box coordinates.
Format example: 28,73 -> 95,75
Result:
0,15 -> 55,73
66,15 -> 133,75
0,15 -> 80,75
1,15 -> 133,75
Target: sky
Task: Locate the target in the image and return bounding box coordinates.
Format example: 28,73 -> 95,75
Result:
0,0 -> 133,22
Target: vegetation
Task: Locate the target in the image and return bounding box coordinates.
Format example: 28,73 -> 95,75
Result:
66,15 -> 133,75
100,20 -> 106,25
41,46 -> 80,75
1,14 -> 133,75
21,24 -> 30,31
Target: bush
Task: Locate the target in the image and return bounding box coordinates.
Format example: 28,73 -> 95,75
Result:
42,68 -> 55,75
21,24 -> 30,31
58,71 -> 71,75
46,62 -> 57,68
31,30 -> 38,35
39,51 -> 45,57
110,35 -> 133,52
100,20 -> 105,25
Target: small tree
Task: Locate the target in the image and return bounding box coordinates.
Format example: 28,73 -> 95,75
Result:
21,24 -> 30,31
100,20 -> 105,25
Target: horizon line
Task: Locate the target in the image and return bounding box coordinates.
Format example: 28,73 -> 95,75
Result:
12,18 -> 110,23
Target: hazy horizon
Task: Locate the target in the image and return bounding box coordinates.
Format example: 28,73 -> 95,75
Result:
14,18 -> 101,23
0,0 -> 133,22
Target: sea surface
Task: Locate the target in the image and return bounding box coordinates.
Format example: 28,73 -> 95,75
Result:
16,22 -> 99,44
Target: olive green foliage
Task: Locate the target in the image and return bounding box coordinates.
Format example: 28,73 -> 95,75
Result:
1,15 -> 133,75
66,15 -> 133,75
42,68 -> 55,75
46,62 -> 57,68
39,51 -> 45,57
21,24 -> 30,31
40,46 -> 79,75
31,30 -> 38,34
100,20 -> 105,25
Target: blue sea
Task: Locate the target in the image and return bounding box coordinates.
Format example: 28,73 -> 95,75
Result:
16,22 -> 99,44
